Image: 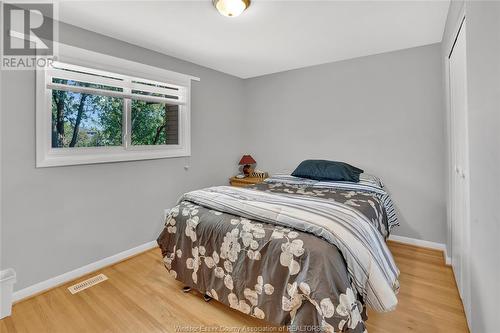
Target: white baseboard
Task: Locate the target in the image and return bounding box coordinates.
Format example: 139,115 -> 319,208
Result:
388,234 -> 451,265
0,268 -> 17,319
12,240 -> 158,303
10,235 -> 451,304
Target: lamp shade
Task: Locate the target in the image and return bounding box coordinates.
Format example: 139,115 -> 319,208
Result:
239,155 -> 256,165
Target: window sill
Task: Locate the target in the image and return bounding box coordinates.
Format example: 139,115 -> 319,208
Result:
36,146 -> 190,168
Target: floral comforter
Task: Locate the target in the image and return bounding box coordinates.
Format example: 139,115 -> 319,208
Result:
157,177 -> 399,332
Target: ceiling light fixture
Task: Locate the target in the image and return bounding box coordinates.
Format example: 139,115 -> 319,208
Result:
213,0 -> 250,17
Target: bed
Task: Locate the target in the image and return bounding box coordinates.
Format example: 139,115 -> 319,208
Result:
157,173 -> 400,332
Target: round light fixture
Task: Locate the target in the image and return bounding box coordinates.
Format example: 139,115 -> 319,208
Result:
213,0 -> 250,17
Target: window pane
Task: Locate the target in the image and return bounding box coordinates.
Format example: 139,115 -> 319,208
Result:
51,90 -> 123,148
131,101 -> 179,146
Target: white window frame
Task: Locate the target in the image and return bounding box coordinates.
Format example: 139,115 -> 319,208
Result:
36,43 -> 199,167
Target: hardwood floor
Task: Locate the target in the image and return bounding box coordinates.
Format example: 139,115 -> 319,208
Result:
0,241 -> 469,333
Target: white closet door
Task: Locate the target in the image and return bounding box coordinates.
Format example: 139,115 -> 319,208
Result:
449,18 -> 471,319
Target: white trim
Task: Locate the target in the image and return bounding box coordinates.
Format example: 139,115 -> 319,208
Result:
0,269 -> 16,319
447,16 -> 472,328
12,240 -> 158,303
444,3 -> 466,263
443,0 -> 466,266
388,235 -> 451,265
444,3 -> 466,57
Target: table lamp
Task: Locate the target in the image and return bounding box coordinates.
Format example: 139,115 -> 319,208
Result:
239,154 -> 256,177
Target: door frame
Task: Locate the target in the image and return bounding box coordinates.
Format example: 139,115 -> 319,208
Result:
445,9 -> 471,326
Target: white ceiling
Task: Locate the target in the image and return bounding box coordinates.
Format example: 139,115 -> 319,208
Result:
59,1 -> 450,78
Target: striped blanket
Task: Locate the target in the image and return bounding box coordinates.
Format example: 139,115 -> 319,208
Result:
181,183 -> 400,312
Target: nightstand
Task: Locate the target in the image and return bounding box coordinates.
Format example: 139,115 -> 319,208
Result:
229,176 -> 266,187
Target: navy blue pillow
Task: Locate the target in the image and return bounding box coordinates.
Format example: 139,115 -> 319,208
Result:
291,160 -> 364,182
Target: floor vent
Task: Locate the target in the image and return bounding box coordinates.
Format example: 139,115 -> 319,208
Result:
68,274 -> 108,294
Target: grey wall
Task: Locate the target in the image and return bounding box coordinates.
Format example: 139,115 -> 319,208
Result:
463,2 -> 499,332
0,23 -> 245,291
242,44 -> 447,244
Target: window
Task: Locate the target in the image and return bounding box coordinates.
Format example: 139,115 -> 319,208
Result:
36,51 -> 198,167
51,90 -> 123,148
131,102 -> 179,146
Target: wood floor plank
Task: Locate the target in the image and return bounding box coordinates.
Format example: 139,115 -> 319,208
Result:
0,243 -> 469,333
